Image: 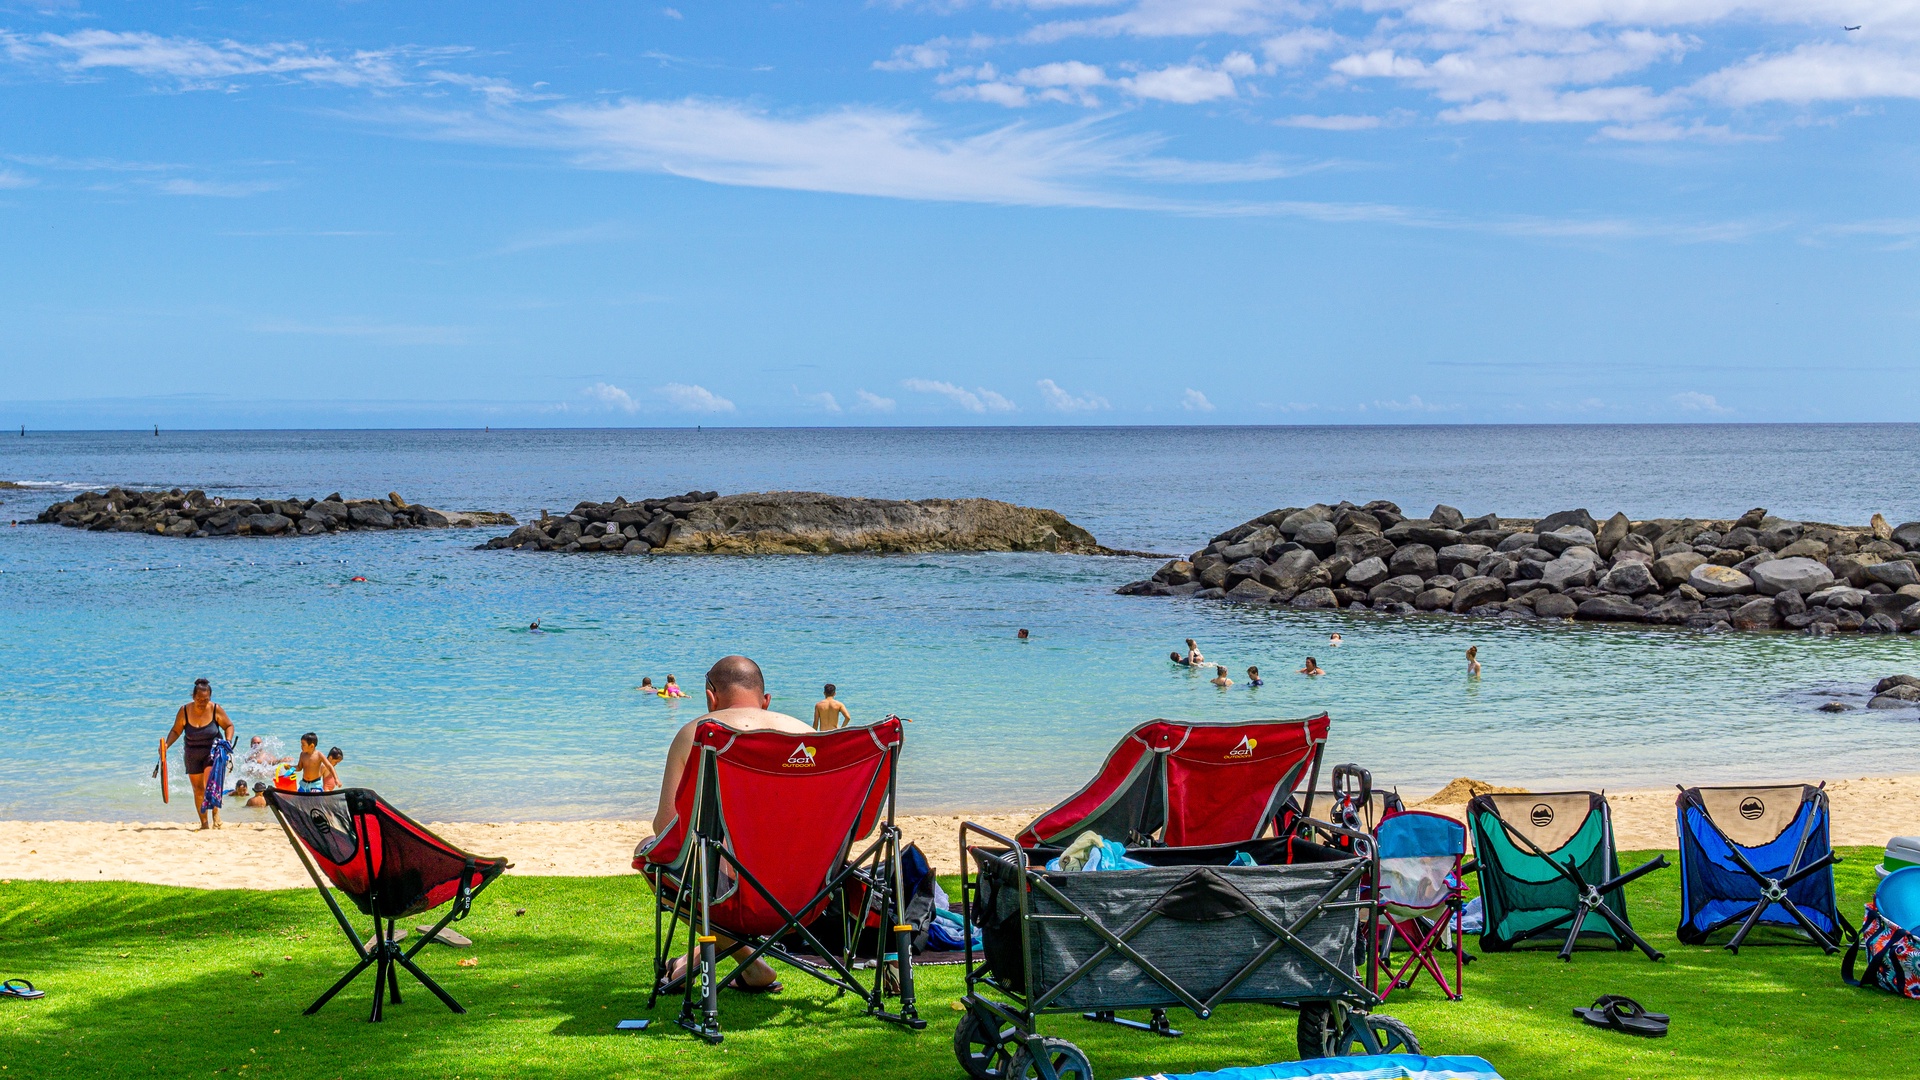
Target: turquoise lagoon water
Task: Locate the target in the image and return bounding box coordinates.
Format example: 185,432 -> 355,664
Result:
2,426 -> 1918,821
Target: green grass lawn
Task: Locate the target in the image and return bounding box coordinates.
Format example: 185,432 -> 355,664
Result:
1,849 -> 1913,1080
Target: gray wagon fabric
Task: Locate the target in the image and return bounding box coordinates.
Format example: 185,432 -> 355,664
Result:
979,854 -> 1364,1010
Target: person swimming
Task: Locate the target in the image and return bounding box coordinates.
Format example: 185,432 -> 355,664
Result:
1211,664 -> 1233,687
529,621 -> 543,633
1017,628 -> 1029,641
1466,645 -> 1481,678
1184,639 -> 1205,666
1299,657 -> 1324,676
638,676 -> 657,694
1246,666 -> 1262,687
661,675 -> 686,698
1330,633 -> 1343,647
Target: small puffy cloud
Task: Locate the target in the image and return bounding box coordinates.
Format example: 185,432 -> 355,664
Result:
661,7 -> 683,18
1123,64 -> 1237,103
1672,390 -> 1731,413
853,389 -> 897,413
1263,28 -> 1338,69
660,382 -> 735,413
585,382 -> 640,413
1181,388 -> 1215,412
1693,44 -> 1920,106
1036,378 -> 1110,412
876,42 -> 951,72
797,389 -> 841,412
903,378 -> 1017,413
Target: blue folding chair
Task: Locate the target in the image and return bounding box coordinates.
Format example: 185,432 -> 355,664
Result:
1675,784 -> 1852,953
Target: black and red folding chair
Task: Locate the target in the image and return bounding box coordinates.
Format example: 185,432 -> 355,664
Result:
266,788 -> 509,1022
1017,715 -> 1330,849
636,717 -> 925,1044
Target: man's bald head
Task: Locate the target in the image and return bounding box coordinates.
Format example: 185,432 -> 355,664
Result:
705,655 -> 767,709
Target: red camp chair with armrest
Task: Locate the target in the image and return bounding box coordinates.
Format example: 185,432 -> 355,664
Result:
266,788 -> 509,1022
1017,715 -> 1331,849
636,716 -> 925,1044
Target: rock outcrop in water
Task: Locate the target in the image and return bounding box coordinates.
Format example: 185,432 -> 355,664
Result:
1117,501 -> 1920,636
481,490 -> 1109,555
35,488 -> 514,537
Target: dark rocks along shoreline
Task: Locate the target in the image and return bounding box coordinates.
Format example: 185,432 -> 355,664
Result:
1119,501 -> 1920,636
34,488 -> 514,538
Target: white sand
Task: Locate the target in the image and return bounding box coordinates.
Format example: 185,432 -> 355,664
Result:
3,778 -> 1915,890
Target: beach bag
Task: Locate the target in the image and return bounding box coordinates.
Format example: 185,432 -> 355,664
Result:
1843,903 -> 1920,999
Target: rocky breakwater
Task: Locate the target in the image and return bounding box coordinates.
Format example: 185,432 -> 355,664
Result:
36,488 -> 515,538
482,490 -> 1109,555
1117,502 -> 1920,635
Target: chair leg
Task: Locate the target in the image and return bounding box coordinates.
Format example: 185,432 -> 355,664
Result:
1588,896 -> 1664,960
307,954 -> 375,1016
368,954 -> 387,1023
396,953 -> 466,1014
1723,901 -> 1767,954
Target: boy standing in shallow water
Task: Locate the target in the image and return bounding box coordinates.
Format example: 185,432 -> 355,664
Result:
295,733 -> 335,793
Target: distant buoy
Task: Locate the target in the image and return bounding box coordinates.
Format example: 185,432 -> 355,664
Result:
351,576 -> 367,582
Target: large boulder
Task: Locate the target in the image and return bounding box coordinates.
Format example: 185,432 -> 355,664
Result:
1335,533 -> 1396,564
1876,674 -> 1920,694
1345,556 -> 1391,590
1383,521 -> 1464,548
1389,544 -> 1438,579
1414,587 -> 1456,611
1644,596 -> 1702,624
1369,575 -> 1426,605
1437,543 -> 1493,572
1451,576 -> 1509,612
1777,538 -> 1830,561
1496,532 -> 1539,553
1689,564 -> 1755,597
348,504 -> 394,529
1295,521 -> 1339,549
1868,684 -> 1920,708
245,512 -> 292,536
1577,595 -> 1644,621
1901,604 -> 1920,631
1893,521 -> 1920,550
1599,561 -> 1656,596
1749,556 -> 1835,597
1534,593 -> 1579,619
1596,512 -> 1630,559
1866,560 -> 1920,588
1156,559 -> 1195,586
1429,504 -> 1466,529
1808,585 -> 1868,609
1261,548 -> 1322,584
1226,578 -> 1279,603
1537,527 -> 1598,556
1541,548 -> 1603,591
1291,587 -> 1339,609
1730,597 -> 1780,631
1830,553 -> 1885,587
1536,509 -> 1597,534
1278,506 -> 1333,536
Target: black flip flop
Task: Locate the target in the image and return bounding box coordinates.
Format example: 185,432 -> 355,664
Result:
1573,996 -> 1668,1038
1,979 -> 46,1000
723,974 -> 783,995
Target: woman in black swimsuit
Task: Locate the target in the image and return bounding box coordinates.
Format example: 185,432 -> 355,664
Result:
165,678 -> 234,830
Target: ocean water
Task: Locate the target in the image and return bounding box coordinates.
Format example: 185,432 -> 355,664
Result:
2,425 -> 1918,823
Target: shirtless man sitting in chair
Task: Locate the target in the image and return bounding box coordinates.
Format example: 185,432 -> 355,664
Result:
650,654 -> 813,994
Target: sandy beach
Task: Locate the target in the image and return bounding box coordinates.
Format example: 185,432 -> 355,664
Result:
4,776 -> 1916,890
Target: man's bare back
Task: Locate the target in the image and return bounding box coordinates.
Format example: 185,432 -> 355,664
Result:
651,657 -> 813,835
813,686 -> 851,732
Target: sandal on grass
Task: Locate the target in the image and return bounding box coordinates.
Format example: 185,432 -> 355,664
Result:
1573,995 -> 1668,1038
2,979 -> 45,1000
656,959 -> 781,995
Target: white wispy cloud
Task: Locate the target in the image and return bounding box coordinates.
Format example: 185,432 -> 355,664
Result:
1277,113 -> 1382,130
1672,390 -> 1732,413
660,382 -> 735,413
0,169 -> 34,189
1036,378 -> 1110,412
155,178 -> 279,197
903,377 -> 1017,412
798,389 -> 842,412
585,382 -> 640,412
853,389 -> 898,412
1366,395 -> 1461,412
1181,388 -> 1214,411
7,29 -> 418,90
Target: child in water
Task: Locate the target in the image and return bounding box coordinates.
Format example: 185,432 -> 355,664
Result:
323,747 -> 345,791
1330,633 -> 1343,647
661,675 -> 686,698
1466,646 -> 1481,678
1211,665 -> 1233,687
1246,666 -> 1263,687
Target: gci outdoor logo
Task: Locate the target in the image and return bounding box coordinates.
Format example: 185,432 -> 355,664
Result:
1739,797 -> 1766,820
785,743 -> 817,768
1530,804 -> 1555,828
1226,736 -> 1258,759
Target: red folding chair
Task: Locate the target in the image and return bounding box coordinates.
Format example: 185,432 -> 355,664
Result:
636,716 -> 925,1044
1017,715 -> 1330,849
266,788 -> 509,1022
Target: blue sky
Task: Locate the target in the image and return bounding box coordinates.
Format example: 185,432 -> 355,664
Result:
2,0 -> 1917,427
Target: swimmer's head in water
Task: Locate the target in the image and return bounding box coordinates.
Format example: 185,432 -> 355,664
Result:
824,683 -> 836,697
665,674 -> 678,684
301,732 -> 318,748
1466,646 -> 1477,660
1017,628 -> 1029,639
1248,666 -> 1260,677
249,735 -> 263,746
1304,657 -> 1317,668
1215,665 -> 1227,676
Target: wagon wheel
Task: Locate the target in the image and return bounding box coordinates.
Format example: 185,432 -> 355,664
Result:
1297,1005 -> 1421,1059
1006,1037 -> 1093,1080
954,1010 -> 1021,1080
